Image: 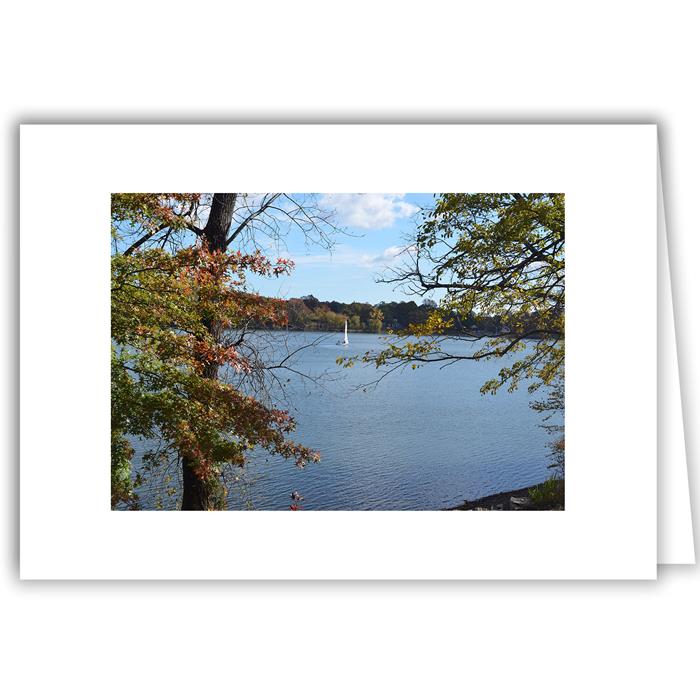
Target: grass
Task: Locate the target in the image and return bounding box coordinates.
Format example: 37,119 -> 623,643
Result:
528,477 -> 564,509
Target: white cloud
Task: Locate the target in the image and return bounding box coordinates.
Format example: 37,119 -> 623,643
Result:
377,245 -> 408,260
291,244 -> 414,270
319,194 -> 419,229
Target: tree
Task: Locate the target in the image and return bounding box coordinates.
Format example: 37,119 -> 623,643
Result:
368,307 -> 384,333
111,193 -> 340,510
354,193 -> 564,395
286,298 -> 311,328
301,294 -> 320,311
530,376 -> 565,475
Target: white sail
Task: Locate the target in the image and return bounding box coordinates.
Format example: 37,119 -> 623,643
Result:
343,319 -> 349,344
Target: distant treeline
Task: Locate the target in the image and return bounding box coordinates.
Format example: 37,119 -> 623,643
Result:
282,295 -> 527,334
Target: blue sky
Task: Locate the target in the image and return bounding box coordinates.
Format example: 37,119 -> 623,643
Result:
253,193 -> 437,304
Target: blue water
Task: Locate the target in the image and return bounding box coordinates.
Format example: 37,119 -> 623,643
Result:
129,331 -> 557,510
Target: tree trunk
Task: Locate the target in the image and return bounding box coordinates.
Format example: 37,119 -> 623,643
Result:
180,194 -> 237,511
181,461 -> 216,510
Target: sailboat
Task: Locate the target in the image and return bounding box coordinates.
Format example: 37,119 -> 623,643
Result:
337,319 -> 349,345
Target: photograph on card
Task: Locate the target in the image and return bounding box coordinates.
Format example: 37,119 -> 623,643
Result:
111,193 -> 565,511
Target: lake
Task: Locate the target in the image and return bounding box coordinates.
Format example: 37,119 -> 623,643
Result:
128,331 -> 558,510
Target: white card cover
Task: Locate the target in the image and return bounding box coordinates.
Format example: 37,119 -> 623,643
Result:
20,124 -> 664,579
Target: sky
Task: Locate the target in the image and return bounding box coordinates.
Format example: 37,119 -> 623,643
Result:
252,193 -> 438,304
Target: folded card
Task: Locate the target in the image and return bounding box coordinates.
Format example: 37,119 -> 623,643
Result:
20,124 -> 681,579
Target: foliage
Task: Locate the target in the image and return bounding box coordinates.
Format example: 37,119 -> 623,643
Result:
368,307 -> 384,333
350,193 -> 565,395
111,193 -> 342,510
111,242 -> 319,509
284,296 -> 431,333
528,477 -> 564,509
530,376 -> 565,475
111,193 -> 201,253
110,430 -> 138,509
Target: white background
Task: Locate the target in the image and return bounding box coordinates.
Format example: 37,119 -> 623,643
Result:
2,1 -> 698,698
20,124 -> 657,581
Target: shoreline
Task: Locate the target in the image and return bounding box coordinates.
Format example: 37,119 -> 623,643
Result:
446,480 -> 565,511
